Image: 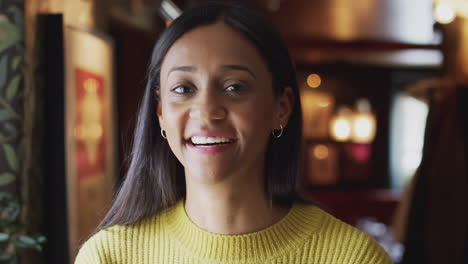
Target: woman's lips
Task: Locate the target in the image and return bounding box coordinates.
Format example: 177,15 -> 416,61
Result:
185,133 -> 237,154
186,132 -> 236,140
186,139 -> 235,154
185,131 -> 237,154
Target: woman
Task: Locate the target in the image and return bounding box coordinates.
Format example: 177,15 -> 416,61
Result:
76,1 -> 392,263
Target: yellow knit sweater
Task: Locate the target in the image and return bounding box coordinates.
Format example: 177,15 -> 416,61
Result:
75,200 -> 393,263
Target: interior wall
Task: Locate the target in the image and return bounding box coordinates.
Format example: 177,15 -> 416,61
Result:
22,0 -> 109,263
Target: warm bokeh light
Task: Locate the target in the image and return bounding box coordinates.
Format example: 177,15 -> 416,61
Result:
434,2 -> 456,24
352,114 -> 376,143
351,98 -> 376,143
313,144 -> 329,160
307,74 -> 322,88
330,108 -> 353,142
331,119 -> 351,141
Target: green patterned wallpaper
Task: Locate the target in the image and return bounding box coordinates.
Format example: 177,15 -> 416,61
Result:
0,0 -> 23,194
0,0 -> 26,262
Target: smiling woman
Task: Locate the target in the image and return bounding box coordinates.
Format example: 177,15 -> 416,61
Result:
75,1 -> 392,263
158,21 -> 289,193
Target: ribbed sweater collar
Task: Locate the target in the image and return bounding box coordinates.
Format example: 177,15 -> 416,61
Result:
162,200 -> 323,263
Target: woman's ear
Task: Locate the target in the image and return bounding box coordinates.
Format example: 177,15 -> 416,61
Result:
275,86 -> 294,128
156,92 -> 164,128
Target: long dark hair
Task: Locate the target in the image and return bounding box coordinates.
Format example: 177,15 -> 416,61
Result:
401,87 -> 468,264
98,1 -> 304,229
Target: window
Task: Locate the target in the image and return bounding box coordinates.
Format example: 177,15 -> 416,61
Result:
390,93 -> 429,189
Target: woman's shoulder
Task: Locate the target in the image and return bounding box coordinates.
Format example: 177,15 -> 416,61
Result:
296,202 -> 376,240
74,212 -> 163,264
295,202 -> 393,263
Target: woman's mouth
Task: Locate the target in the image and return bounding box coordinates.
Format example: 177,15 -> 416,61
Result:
186,136 -> 237,154
190,136 -> 234,146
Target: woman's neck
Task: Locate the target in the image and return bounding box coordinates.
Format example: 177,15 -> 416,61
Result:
184,175 -> 291,235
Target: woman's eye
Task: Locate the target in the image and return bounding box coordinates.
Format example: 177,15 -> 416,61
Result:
172,85 -> 192,94
225,84 -> 245,92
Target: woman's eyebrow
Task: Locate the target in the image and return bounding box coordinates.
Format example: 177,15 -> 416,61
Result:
167,65 -> 256,79
167,66 -> 196,78
220,65 -> 256,79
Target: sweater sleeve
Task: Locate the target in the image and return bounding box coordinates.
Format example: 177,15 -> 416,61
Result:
320,210 -> 394,264
360,233 -> 394,264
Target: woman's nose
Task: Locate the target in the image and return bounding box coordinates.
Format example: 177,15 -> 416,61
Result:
189,91 -> 227,122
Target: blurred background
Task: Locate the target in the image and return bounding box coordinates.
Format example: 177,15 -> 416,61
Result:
0,0 -> 467,263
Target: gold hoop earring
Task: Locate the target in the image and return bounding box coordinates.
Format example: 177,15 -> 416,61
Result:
272,124 -> 283,138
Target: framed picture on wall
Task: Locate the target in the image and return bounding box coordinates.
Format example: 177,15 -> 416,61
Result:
64,25 -> 116,260
301,90 -> 335,139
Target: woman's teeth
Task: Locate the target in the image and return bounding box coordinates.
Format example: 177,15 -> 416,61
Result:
190,136 -> 232,145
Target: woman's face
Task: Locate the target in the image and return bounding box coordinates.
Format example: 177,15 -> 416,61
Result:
158,22 -> 291,185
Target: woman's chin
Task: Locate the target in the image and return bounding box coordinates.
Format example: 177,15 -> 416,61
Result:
185,166 -> 235,185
